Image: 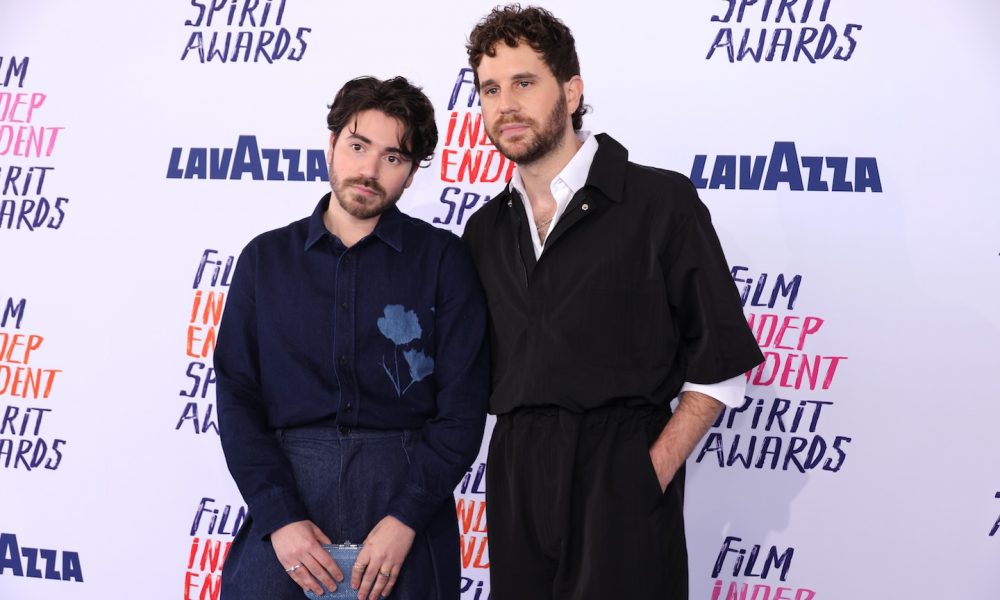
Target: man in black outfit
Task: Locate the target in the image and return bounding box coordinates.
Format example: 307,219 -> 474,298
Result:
462,6 -> 764,599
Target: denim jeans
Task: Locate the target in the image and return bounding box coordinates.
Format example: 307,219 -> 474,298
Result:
221,425 -> 458,599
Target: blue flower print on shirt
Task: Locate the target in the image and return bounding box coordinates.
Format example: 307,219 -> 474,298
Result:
377,304 -> 434,397
403,349 -> 434,392
377,304 -> 422,345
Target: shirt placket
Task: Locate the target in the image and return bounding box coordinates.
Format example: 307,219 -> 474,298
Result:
333,248 -> 359,431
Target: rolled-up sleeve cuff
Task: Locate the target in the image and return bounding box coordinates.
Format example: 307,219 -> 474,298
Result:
249,489 -> 310,540
681,374 -> 747,408
386,484 -> 442,534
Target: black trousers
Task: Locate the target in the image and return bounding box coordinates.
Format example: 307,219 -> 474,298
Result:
486,403 -> 688,600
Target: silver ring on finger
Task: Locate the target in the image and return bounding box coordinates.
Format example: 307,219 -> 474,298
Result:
285,563 -> 303,574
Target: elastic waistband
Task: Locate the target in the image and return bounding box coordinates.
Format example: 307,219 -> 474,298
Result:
500,399 -> 670,429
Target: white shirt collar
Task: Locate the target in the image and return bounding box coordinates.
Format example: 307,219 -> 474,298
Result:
508,131 -> 599,257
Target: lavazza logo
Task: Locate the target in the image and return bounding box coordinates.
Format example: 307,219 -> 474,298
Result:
690,142 -> 882,193
0,532 -> 83,583
166,135 -> 328,182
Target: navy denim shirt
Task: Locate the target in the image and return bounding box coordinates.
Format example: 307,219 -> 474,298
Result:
215,194 -> 489,539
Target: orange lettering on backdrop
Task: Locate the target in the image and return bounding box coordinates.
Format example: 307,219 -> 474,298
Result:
460,534 -> 490,569
456,498 -> 488,533
0,332 -> 44,363
186,326 -> 217,358
186,292 -> 224,358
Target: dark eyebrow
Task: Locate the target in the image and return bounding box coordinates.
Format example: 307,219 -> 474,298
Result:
346,132 -> 411,160
480,72 -> 537,91
346,132 -> 372,145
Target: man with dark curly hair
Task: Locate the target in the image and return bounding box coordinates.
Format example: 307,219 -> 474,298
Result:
216,76 -> 489,600
462,6 -> 764,599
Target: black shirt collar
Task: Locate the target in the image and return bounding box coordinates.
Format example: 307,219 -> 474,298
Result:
585,133 -> 628,203
305,192 -> 404,252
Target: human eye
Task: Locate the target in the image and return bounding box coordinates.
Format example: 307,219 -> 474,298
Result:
482,86 -> 499,96
350,143 -> 364,152
517,80 -> 532,89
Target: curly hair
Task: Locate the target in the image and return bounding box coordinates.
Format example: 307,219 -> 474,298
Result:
467,4 -> 588,130
326,76 -> 438,167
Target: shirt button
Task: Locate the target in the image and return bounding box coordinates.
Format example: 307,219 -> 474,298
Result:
582,203 -> 590,211
340,302 -> 348,311
338,425 -> 350,435
344,403 -> 352,412
339,356 -> 348,366
344,256 -> 352,263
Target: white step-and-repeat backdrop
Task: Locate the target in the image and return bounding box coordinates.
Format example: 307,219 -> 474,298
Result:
3,1 -> 999,598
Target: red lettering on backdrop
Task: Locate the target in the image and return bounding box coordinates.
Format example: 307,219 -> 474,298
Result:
456,498 -> 489,569
184,537 -> 231,600
186,291 -> 225,358
0,332 -> 61,399
439,111 -> 515,185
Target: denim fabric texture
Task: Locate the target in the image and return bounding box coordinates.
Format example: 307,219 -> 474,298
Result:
221,425 -> 459,599
304,544 -> 362,600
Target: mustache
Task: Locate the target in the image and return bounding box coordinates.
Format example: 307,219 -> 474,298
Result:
494,114 -> 536,127
342,177 -> 385,196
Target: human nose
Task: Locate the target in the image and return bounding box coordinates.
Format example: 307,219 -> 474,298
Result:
498,88 -> 520,114
359,151 -> 380,180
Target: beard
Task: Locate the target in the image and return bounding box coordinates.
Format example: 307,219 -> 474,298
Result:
488,90 -> 569,165
329,169 -> 402,220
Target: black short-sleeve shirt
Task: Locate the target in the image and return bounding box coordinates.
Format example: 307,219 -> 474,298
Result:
462,134 -> 763,414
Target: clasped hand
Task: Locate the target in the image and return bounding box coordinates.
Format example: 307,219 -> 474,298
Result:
272,516 -> 415,598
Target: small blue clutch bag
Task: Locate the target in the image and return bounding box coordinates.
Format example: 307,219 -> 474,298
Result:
303,542 -> 363,599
